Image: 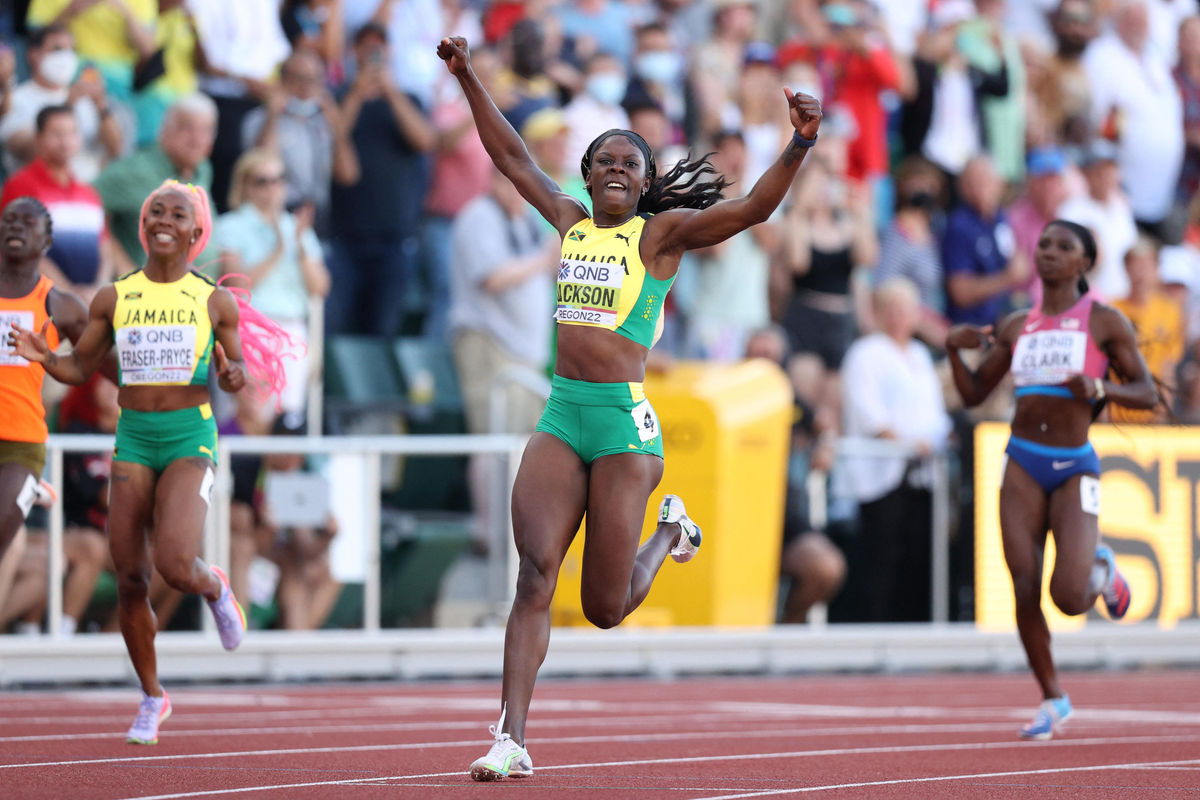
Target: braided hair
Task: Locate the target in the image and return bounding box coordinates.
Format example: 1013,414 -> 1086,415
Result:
580,129 -> 730,214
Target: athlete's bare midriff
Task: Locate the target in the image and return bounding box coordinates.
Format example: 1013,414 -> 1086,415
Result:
554,323 -> 648,383
118,384 -> 211,413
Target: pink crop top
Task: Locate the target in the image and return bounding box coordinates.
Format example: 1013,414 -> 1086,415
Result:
1010,293 -> 1108,398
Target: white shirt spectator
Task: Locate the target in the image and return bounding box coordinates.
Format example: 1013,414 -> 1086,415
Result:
187,0 -> 291,97
343,0 -> 442,109
1057,191 -> 1139,301
839,333 -> 952,503
1083,31 -> 1184,223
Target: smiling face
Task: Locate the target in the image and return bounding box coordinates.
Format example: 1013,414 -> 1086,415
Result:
0,199 -> 51,268
586,134 -> 650,218
1035,223 -> 1092,286
142,189 -> 200,261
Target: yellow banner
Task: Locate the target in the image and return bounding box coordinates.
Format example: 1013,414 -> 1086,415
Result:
975,422 -> 1200,631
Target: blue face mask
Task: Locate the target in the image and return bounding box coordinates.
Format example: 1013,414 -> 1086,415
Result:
635,51 -> 681,85
586,73 -> 626,106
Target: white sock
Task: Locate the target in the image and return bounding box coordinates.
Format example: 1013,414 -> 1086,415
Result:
61,616 -> 77,635
1087,559 -> 1110,596
15,622 -> 40,636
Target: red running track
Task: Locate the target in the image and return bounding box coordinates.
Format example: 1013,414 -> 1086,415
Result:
2,670 -> 1200,799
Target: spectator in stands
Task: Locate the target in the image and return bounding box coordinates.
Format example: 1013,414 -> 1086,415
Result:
900,0 -> 1008,188
554,0 -> 636,69
1058,139 -> 1139,301
493,19 -> 559,135
523,107 -> 588,214
188,0 -> 291,213
1175,16 -> 1200,207
735,42 -> 792,187
1027,0 -> 1098,147
777,122 -> 875,411
875,155 -> 948,347
0,42 -> 15,125
215,148 -> 329,424
342,0 -> 443,110
280,0 -> 346,79
624,22 -> 690,138
129,0 -> 202,147
26,0 -> 156,104
683,129 -> 778,361
840,277 -> 952,623
563,52 -> 630,178
1009,146 -> 1069,304
956,0 -> 1026,182
1111,237 -> 1185,424
777,1 -> 902,186
0,24 -> 127,183
693,0 -> 760,138
1084,0 -> 1184,242
943,154 -> 1028,327
242,48 -> 361,241
743,326 -> 846,625
93,92 -> 216,275
0,105 -> 114,302
325,22 -> 434,337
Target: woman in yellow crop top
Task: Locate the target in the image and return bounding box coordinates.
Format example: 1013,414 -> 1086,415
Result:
8,181 -> 249,746
438,35 -> 823,781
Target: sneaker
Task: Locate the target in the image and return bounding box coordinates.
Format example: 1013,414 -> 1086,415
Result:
1019,695 -> 1072,740
126,690 -> 172,745
206,565 -> 246,651
659,494 -> 702,563
1095,544 -> 1131,620
469,705 -> 533,781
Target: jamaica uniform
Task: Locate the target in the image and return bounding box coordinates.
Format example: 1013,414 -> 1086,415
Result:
537,214 -> 673,462
111,269 -> 218,472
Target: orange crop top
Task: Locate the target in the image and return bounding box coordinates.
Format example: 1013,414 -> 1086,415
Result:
0,275 -> 61,443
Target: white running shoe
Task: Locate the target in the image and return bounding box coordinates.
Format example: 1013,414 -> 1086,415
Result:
469,704 -> 533,781
659,494 -> 702,563
206,565 -> 246,651
126,690 -> 172,745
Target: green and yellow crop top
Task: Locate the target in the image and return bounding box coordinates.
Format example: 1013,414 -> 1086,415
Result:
555,214 -> 673,348
111,269 -> 215,387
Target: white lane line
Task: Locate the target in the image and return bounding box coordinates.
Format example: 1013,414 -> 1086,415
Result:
696,758 -> 1200,799
103,736 -> 1200,800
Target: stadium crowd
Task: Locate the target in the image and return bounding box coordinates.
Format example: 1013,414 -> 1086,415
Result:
1,0 -> 1199,633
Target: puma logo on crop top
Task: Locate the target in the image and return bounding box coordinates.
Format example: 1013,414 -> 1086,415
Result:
1011,293 -> 1108,398
112,269 -> 215,387
556,215 -> 673,349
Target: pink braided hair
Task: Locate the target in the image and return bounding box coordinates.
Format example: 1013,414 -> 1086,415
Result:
138,180 -> 304,403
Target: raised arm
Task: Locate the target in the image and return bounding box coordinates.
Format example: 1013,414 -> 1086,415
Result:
650,89 -> 821,255
9,285 -> 116,385
946,312 -> 1021,407
437,36 -> 586,236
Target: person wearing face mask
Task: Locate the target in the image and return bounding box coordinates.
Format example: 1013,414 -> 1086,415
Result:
563,52 -> 629,175
623,22 -> 689,137
0,24 -> 125,182
241,49 -> 360,241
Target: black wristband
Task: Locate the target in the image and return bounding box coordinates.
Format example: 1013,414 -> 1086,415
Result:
791,131 -> 818,148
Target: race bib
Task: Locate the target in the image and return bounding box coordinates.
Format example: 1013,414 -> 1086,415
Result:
116,325 -> 197,384
555,258 -> 624,327
630,399 -> 659,443
0,310 -> 34,366
1012,329 -> 1087,387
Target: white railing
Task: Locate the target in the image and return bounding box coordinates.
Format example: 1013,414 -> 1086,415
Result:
39,432 -> 529,636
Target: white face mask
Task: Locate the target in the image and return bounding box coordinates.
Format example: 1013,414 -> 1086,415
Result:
586,73 -> 626,106
38,49 -> 78,88
287,97 -> 321,117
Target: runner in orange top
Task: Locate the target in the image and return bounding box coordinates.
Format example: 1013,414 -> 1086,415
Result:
0,196 -> 88,560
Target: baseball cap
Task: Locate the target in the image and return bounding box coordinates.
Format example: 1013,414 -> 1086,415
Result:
1027,146 -> 1066,177
743,41 -> 776,67
931,0 -> 975,29
1079,138 -> 1119,168
521,108 -> 569,143
823,2 -> 858,27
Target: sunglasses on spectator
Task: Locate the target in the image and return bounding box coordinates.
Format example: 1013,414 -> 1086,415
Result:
250,174 -> 285,187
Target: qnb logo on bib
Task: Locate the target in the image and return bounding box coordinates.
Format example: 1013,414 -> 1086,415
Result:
1012,329 -> 1087,386
117,324 -> 197,384
555,258 -> 624,326
0,310 -> 34,366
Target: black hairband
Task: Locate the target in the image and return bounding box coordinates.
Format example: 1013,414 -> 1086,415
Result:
580,129 -> 657,183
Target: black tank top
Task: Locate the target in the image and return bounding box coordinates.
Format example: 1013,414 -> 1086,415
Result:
793,244 -> 853,296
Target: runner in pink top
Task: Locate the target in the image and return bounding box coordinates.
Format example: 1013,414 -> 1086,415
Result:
944,220 -> 1157,741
